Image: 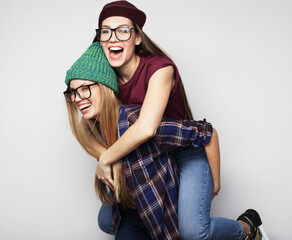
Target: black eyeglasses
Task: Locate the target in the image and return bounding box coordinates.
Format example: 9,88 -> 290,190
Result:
95,27 -> 136,42
63,83 -> 98,103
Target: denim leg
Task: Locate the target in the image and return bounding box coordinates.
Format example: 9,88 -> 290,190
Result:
98,205 -> 115,235
115,208 -> 151,240
173,147 -> 243,240
98,205 -> 151,239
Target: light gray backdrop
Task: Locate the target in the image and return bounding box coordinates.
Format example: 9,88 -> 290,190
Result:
0,0 -> 291,239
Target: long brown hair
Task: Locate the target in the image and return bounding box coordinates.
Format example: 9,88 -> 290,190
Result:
66,83 -> 135,208
93,22 -> 194,120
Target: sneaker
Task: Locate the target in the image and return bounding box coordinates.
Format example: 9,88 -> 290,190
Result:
237,209 -> 263,240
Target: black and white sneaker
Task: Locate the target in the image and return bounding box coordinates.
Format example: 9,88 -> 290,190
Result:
237,209 -> 269,240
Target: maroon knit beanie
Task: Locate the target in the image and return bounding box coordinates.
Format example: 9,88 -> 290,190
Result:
98,1 -> 146,29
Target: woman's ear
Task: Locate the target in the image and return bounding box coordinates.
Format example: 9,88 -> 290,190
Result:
135,33 -> 142,46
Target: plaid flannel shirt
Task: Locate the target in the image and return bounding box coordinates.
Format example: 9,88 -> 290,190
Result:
112,106 -> 213,240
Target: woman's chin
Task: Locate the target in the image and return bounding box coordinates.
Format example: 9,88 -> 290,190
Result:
81,111 -> 92,120
82,112 -> 99,120
108,56 -> 124,68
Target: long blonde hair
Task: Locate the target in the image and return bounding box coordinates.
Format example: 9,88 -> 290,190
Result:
66,83 -> 135,208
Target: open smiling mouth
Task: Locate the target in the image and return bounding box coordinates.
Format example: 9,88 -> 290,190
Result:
80,104 -> 91,111
109,47 -> 123,58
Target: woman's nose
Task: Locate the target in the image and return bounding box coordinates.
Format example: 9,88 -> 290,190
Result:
109,31 -> 119,42
74,92 -> 83,102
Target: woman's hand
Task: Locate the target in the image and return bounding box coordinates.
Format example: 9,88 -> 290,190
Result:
212,181 -> 221,199
96,157 -> 114,192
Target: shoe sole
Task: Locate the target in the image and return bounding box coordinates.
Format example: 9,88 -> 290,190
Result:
259,225 -> 269,240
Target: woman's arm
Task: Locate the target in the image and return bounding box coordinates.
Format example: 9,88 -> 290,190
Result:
205,128 -> 221,198
96,66 -> 175,189
86,135 -> 115,191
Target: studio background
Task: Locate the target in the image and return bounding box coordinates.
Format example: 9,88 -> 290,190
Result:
0,0 -> 291,239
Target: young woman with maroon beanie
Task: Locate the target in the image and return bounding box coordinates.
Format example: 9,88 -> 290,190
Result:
94,1 -> 263,240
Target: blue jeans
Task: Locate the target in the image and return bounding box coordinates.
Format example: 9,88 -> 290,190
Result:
98,205 -> 150,239
98,204 -> 114,235
115,208 -> 151,240
173,146 -> 243,240
98,147 -> 243,240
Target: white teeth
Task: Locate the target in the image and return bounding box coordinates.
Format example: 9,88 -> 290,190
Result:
79,104 -> 90,110
110,47 -> 123,51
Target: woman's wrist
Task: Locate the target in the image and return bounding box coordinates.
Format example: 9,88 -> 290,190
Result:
99,150 -> 112,166
99,152 -> 105,163
213,181 -> 221,194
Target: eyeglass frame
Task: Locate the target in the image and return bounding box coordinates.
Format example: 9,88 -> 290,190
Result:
95,26 -> 136,42
63,82 -> 98,103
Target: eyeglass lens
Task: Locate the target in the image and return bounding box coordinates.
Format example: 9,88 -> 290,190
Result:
65,85 -> 91,103
99,27 -> 133,42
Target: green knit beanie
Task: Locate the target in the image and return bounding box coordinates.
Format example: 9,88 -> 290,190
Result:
65,42 -> 118,94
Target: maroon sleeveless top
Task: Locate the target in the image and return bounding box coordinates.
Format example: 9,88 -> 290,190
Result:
118,55 -> 186,119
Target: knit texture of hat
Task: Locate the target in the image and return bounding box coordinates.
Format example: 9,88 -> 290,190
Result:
99,0 -> 146,29
65,42 -> 118,94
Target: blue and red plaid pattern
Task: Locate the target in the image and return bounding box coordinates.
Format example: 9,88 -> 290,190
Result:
112,106 -> 213,240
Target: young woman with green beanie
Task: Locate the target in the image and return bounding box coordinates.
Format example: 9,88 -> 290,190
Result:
64,41 -> 215,239
91,1 -> 265,240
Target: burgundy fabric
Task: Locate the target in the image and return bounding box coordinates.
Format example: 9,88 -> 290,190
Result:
118,55 -> 186,120
99,1 -> 146,29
